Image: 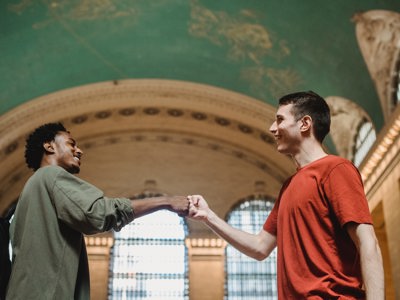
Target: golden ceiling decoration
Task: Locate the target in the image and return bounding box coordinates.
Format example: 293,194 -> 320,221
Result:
241,66 -> 303,99
189,0 -> 279,63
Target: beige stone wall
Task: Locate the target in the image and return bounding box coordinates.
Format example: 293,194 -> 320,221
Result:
372,202 -> 395,300
361,107 -> 400,299
367,164 -> 400,300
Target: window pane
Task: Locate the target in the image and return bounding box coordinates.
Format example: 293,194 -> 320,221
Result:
108,210 -> 188,300
225,199 -> 277,300
353,121 -> 376,167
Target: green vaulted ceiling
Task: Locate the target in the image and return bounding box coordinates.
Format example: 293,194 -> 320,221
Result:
1,0 -> 400,130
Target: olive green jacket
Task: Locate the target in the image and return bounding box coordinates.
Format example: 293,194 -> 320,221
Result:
7,166 -> 134,300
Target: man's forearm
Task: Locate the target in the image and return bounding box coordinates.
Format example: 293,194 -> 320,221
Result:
205,210 -> 275,261
346,223 -> 385,299
361,241 -> 384,299
130,196 -> 169,218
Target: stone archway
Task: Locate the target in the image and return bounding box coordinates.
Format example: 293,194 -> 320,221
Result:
0,79 -> 294,220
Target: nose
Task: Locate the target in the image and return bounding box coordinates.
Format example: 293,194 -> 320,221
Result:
269,121 -> 277,134
76,147 -> 83,157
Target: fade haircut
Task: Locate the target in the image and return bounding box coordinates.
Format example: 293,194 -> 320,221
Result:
25,122 -> 67,171
278,91 -> 331,143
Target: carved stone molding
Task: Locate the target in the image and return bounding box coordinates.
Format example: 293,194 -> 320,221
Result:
353,10 -> 400,120
186,238 -> 226,249
360,105 -> 400,211
0,79 -> 276,150
326,96 -> 373,160
185,238 -> 226,257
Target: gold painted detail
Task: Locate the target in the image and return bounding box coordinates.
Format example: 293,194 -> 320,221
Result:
189,0 -> 289,64
188,0 -> 300,99
241,66 -> 303,99
9,0 -> 137,22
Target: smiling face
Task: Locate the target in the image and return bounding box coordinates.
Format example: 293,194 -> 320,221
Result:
269,104 -> 303,155
52,131 -> 83,174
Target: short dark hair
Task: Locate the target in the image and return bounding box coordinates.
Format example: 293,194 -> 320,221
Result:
25,122 -> 67,171
279,91 -> 330,143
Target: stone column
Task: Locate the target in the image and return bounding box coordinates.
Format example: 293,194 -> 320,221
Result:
85,233 -> 114,300
186,238 -> 227,300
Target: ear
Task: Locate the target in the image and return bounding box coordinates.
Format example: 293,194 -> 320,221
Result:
43,141 -> 55,154
300,115 -> 312,133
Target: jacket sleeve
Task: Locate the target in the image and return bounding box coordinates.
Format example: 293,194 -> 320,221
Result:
48,167 -> 134,234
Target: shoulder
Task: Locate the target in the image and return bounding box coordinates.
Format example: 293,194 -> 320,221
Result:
36,165 -> 66,176
35,165 -> 71,182
33,166 -> 103,198
27,165 -> 64,183
28,165 -> 76,188
20,166 -> 66,196
330,155 -> 357,168
324,155 -> 350,165
322,155 -> 361,181
321,155 -> 356,171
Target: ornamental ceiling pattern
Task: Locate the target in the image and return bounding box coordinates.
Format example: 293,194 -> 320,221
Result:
3,0 -> 400,131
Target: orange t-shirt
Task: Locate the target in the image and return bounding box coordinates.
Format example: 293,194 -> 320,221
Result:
264,155 -> 372,299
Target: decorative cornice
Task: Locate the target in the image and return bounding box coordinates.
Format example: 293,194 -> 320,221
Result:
0,79 -> 276,148
360,105 -> 400,208
0,79 -> 277,160
0,105 -> 275,160
85,235 -> 114,247
76,129 -> 287,181
185,238 -> 226,249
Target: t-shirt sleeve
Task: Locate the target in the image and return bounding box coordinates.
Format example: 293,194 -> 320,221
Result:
323,161 -> 372,227
263,178 -> 292,236
48,167 -> 134,234
263,201 -> 278,236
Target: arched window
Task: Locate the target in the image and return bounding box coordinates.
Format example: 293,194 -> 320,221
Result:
108,193 -> 188,300
225,197 -> 277,300
353,119 -> 376,167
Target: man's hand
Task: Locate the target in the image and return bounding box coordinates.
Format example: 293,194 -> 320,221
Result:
187,195 -> 210,221
167,195 -> 190,217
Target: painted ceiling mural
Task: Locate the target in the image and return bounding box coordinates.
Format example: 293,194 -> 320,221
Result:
189,0 -> 302,99
2,0 -> 400,129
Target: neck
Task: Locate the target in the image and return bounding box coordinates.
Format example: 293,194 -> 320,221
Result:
41,155 -> 56,168
291,140 -> 328,169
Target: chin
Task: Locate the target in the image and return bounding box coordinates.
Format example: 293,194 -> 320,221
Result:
276,146 -> 286,153
277,147 -> 291,155
68,165 -> 81,174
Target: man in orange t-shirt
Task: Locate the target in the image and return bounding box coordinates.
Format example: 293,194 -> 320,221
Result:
188,91 -> 384,299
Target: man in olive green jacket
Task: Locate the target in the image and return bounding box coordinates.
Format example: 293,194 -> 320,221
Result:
6,123 -> 189,300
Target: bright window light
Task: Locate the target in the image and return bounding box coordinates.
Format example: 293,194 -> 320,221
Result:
225,199 -> 277,300
353,120 -> 376,167
108,210 -> 188,300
